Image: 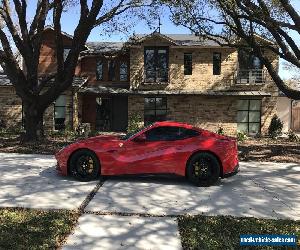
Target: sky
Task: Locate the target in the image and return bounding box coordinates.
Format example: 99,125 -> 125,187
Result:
26,0 -> 300,80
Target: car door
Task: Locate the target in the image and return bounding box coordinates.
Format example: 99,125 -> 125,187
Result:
115,126 -> 181,174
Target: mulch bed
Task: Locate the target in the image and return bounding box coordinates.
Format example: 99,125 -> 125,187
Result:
239,137 -> 300,163
0,135 -> 76,155
0,134 -> 299,163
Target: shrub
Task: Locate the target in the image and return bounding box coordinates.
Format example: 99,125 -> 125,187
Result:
237,131 -> 248,142
216,126 -> 225,135
268,115 -> 283,139
287,129 -> 299,142
127,114 -> 142,133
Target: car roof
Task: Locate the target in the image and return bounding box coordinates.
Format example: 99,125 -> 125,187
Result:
153,121 -> 196,129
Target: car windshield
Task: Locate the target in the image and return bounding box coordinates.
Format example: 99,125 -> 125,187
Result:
120,123 -> 153,140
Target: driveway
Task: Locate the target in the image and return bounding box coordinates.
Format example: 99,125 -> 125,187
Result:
85,161 -> 300,220
0,153 -> 98,209
0,152 -> 299,219
0,153 -> 299,249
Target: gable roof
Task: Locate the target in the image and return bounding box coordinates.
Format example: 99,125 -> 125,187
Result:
43,25 -> 74,40
81,33 -> 227,55
83,42 -> 125,55
0,73 -> 87,87
133,33 -> 224,46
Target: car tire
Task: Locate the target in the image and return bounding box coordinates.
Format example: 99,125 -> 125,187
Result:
69,149 -> 100,182
187,152 -> 220,186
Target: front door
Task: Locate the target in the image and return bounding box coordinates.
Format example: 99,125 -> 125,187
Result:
112,96 -> 128,132
96,97 -> 112,131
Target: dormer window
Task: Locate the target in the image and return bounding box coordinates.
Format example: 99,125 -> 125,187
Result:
144,47 -> 168,83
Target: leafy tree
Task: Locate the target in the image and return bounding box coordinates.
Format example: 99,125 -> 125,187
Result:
0,0 -> 156,141
164,0 -> 300,99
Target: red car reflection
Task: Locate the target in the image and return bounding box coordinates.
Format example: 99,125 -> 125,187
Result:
55,121 -> 239,186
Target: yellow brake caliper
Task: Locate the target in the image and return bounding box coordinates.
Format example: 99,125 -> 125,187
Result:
194,162 -> 200,176
88,157 -> 94,173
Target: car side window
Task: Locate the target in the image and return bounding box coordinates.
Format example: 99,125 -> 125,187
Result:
145,126 -> 180,141
178,128 -> 200,139
144,126 -> 199,141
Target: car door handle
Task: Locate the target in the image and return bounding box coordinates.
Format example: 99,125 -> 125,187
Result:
107,149 -> 117,153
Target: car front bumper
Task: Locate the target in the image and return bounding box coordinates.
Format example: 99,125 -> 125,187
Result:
222,164 -> 239,178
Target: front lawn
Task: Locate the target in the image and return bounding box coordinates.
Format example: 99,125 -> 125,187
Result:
178,215 -> 300,250
0,208 -> 79,249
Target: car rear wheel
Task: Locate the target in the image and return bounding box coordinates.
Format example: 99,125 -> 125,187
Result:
187,152 -> 220,186
69,149 -> 100,182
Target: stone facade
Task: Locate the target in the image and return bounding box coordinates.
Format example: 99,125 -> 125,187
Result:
130,36 -> 278,94
127,34 -> 279,136
0,30 -> 280,136
0,86 -> 23,129
128,94 -> 277,136
43,90 -> 74,132
0,85 -> 74,133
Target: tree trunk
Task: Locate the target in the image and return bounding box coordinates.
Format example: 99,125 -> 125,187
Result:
23,101 -> 44,142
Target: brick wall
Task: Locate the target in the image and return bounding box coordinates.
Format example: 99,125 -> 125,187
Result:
261,96 -> 278,134
44,89 -> 75,131
130,39 -> 279,95
0,86 -> 22,129
38,29 -> 80,76
128,94 -> 277,136
0,86 -> 76,132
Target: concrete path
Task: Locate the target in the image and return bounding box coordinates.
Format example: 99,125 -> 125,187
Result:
63,215 -> 181,250
85,162 -> 300,220
0,153 -> 98,209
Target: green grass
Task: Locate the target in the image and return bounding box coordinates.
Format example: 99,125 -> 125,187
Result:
0,208 -> 79,250
178,215 -> 300,250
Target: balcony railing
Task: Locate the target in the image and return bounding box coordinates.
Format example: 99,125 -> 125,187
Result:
236,69 -> 265,84
144,68 -> 169,84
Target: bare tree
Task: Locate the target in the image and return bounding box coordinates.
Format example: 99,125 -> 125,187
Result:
164,0 -> 300,99
0,0 -> 156,141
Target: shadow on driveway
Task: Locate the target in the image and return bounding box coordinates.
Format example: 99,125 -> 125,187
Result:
0,153 -> 98,210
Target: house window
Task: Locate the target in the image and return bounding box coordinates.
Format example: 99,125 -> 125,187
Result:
184,53 -> 192,75
144,47 -> 168,83
237,49 -> 264,84
54,95 -> 66,130
96,60 -> 103,80
108,60 -> 116,81
213,52 -> 221,75
237,99 -> 261,135
120,62 -> 128,81
63,48 -> 71,62
144,97 -> 167,125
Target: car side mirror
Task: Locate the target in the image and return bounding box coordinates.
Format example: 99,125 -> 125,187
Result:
133,134 -> 146,142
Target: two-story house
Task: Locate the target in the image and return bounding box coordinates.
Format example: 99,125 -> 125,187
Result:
0,27 -> 279,136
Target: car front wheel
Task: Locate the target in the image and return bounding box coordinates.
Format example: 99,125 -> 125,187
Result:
69,149 -> 100,182
187,152 -> 220,186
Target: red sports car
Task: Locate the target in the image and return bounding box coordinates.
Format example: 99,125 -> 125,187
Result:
55,121 -> 239,186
